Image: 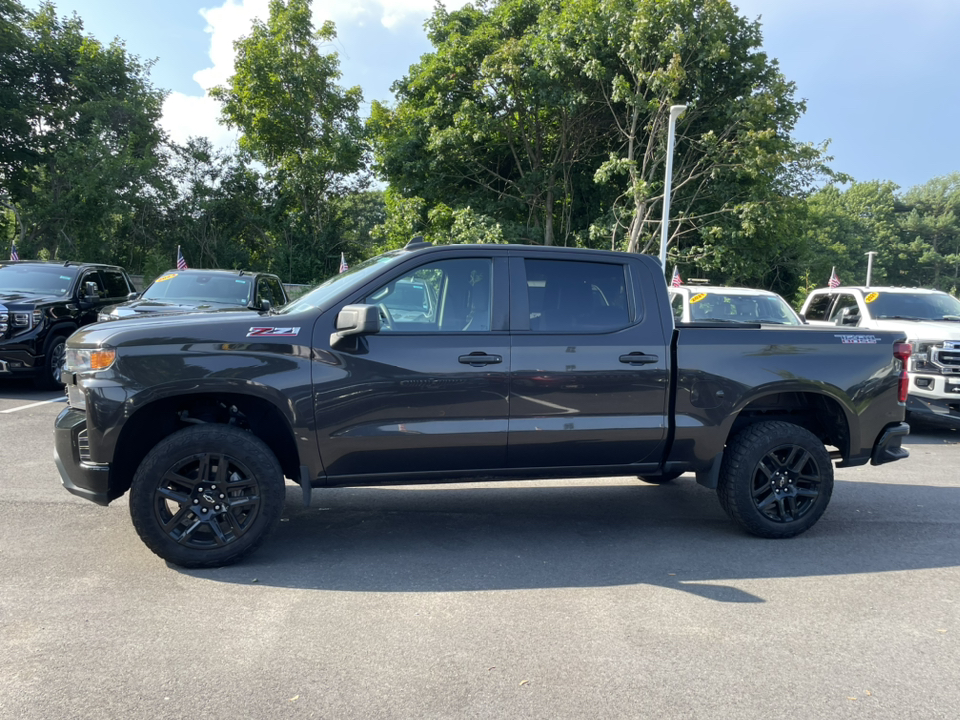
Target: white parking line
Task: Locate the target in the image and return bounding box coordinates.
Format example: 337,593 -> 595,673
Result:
1,397 -> 67,413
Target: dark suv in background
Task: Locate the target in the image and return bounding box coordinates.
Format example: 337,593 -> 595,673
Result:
97,269 -> 288,322
0,260 -> 136,388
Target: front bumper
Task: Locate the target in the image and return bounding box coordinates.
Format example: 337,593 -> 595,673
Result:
0,346 -> 42,376
54,406 -> 116,506
907,394 -> 960,428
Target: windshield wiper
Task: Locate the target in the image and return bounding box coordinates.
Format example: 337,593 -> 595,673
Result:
940,315 -> 960,321
874,315 -> 926,321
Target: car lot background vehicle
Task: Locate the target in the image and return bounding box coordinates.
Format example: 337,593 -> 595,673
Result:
800,286 -> 960,428
55,242 -> 910,568
97,268 -> 288,321
0,260 -> 136,389
670,285 -> 804,325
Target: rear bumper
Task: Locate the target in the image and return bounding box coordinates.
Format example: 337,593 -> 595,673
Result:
54,406 -> 116,506
870,422 -> 910,466
907,394 -> 960,429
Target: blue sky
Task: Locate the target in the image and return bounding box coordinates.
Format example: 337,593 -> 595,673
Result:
25,0 -> 960,191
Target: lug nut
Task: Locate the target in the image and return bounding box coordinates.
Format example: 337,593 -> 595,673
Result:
193,499 -> 199,504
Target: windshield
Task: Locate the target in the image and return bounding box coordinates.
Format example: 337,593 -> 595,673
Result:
867,292 -> 960,321
142,272 -> 253,305
687,292 -> 802,325
0,264 -> 78,296
278,251 -> 405,315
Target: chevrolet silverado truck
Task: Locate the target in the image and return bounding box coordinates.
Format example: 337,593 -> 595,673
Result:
800,286 -> 960,428
0,260 -> 136,389
55,242 -> 912,568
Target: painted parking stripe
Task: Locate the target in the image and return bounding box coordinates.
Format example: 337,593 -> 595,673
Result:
1,397 -> 67,413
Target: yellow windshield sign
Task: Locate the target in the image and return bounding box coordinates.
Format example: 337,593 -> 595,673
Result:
155,273 -> 178,283
690,293 -> 708,303
865,292 -> 879,303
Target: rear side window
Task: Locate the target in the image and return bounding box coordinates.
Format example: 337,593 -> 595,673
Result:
100,269 -> 131,299
804,293 -> 834,321
524,259 -> 630,333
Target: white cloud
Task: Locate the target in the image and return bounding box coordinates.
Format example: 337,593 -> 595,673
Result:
161,0 -> 469,149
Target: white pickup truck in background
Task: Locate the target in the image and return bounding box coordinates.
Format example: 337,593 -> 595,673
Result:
800,286 -> 960,428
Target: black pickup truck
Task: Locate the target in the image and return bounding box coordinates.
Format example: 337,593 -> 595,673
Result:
0,260 -> 136,388
54,242 -> 911,567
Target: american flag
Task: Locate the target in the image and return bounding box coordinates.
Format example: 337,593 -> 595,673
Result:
338,252 -> 348,273
176,246 -> 188,270
828,267 -> 840,288
671,266 -> 682,287
10,242 -> 18,261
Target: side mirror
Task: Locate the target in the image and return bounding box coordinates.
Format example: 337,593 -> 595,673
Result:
80,281 -> 99,304
835,307 -> 860,326
126,291 -> 140,300
260,299 -> 272,313
330,304 -> 381,348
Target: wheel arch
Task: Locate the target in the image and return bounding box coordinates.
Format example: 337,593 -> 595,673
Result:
694,389 -> 853,489
110,390 -> 301,499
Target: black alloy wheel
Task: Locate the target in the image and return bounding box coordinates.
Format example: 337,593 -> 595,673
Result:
129,425 -> 284,568
717,421 -> 833,538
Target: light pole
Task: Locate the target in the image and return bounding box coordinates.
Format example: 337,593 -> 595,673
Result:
865,251 -> 877,287
659,104 -> 687,277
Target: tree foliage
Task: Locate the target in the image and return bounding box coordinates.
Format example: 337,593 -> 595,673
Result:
210,0 -> 367,281
0,1 -> 167,262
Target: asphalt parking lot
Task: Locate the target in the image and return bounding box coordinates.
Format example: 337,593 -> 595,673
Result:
1,380 -> 957,720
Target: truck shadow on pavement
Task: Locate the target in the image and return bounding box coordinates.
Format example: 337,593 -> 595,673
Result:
181,477 -> 960,603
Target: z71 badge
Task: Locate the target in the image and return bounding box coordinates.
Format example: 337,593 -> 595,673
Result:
247,327 -> 301,337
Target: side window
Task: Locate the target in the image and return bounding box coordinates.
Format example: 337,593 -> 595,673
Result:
803,293 -> 834,321
829,294 -> 860,324
101,269 -> 130,299
365,258 -> 492,333
524,258 -> 629,333
670,292 -> 684,320
78,270 -> 103,299
267,278 -> 286,305
257,277 -> 282,307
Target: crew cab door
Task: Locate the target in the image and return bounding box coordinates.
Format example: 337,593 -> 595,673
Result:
313,253 -> 510,478
506,252 -> 670,469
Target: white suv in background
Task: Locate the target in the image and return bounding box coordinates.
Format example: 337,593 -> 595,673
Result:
670,286 -> 804,325
800,286 -> 960,428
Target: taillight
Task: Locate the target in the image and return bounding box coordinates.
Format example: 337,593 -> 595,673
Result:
894,342 -> 912,403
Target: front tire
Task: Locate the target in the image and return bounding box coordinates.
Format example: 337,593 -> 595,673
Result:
717,421 -> 833,538
34,333 -> 67,390
129,425 -> 285,568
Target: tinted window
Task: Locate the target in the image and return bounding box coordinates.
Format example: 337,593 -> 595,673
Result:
143,272 -> 253,305
365,258 -> 492,333
0,265 -> 78,296
100,269 -> 130,298
829,294 -> 860,323
670,292 -> 684,320
804,293 -> 834,321
257,277 -> 284,307
524,259 -> 629,332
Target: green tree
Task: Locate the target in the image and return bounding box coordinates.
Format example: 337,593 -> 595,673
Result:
211,0 -> 366,282
0,1 -> 167,262
896,174 -> 960,291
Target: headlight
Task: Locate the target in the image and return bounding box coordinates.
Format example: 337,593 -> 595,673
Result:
97,312 -> 111,322
64,347 -> 116,372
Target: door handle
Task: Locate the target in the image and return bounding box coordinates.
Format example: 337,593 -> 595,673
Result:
619,352 -> 659,365
459,352 -> 502,366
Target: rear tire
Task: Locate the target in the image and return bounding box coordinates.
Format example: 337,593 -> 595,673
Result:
129,425 -> 285,568
717,421 -> 833,538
